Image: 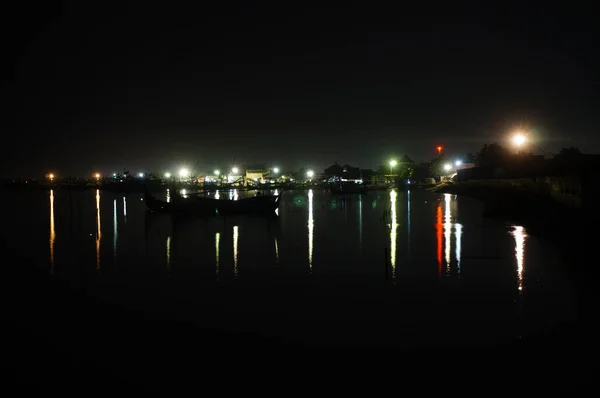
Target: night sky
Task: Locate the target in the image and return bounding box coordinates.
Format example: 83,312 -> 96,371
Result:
2,2 -> 598,177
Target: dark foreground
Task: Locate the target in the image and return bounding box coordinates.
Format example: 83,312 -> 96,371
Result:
3,240 -> 598,393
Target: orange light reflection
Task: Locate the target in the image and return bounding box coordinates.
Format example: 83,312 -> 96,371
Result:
49,189 -> 55,274
436,203 -> 443,276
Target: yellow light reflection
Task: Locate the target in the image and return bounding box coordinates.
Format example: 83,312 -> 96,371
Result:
49,189 -> 55,274
444,193 -> 451,275
308,189 -> 314,273
215,232 -> 220,280
215,190 -> 220,200
113,199 -> 118,260
389,190 -> 398,280
166,189 -> 171,203
166,236 -> 171,271
407,190 -> 411,249
511,226 -> 527,292
233,226 -> 239,278
455,223 -> 462,276
95,189 -> 102,271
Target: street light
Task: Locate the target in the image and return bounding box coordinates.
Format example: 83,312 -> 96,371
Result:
455,160 -> 462,166
138,172 -> 144,178
94,173 -> 101,180
232,167 -> 239,174
179,168 -> 189,178
443,163 -> 452,172
389,159 -> 397,175
273,167 -> 279,174
512,133 -> 527,148
214,170 -> 220,176
306,170 -> 314,178
164,172 -> 171,178
48,173 -> 54,181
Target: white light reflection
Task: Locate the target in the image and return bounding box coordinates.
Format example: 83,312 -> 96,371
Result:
215,190 -> 220,200
407,190 -> 411,250
166,236 -> 171,271
215,232 -> 220,280
389,190 -> 398,280
166,189 -> 170,203
308,189 -> 314,273
233,189 -> 239,201
49,189 -> 55,274
274,189 -> 279,196
275,238 -> 279,264
511,226 -> 527,292
113,199 -> 118,260
123,196 -> 127,221
358,194 -> 363,250
455,223 -> 462,276
96,190 -> 102,271
233,226 -> 239,278
444,193 -> 451,275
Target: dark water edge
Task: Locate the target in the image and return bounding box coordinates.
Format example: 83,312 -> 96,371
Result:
3,240 -> 597,392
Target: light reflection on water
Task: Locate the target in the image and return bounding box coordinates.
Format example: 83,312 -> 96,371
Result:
233,225 -> 239,278
436,202 -> 443,276
49,189 -> 55,274
166,235 -> 171,272
113,199 -> 118,260
444,193 -> 452,274
215,232 -> 220,280
95,189 -> 101,272
511,225 -> 527,293
308,189 -> 314,273
389,190 -> 398,280
36,189 -> 534,294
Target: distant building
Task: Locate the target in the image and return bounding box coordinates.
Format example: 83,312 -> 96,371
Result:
246,169 -> 266,184
324,162 -> 361,180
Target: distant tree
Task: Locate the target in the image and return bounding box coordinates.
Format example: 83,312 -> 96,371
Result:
476,143 -> 511,168
465,153 -> 476,163
554,147 -> 582,161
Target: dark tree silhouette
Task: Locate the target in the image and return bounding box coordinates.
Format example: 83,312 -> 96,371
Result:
476,143 -> 511,168
554,147 -> 582,161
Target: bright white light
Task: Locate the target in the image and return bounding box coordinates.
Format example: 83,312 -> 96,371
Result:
113,173 -> 117,177
232,167 -> 239,174
138,173 -> 144,178
214,170 -> 220,175
273,167 -> 279,174
443,163 -> 452,171
179,168 -> 189,178
512,133 -> 527,147
389,160 -> 397,167
164,172 -> 171,178
306,170 -> 314,178
455,160 -> 462,166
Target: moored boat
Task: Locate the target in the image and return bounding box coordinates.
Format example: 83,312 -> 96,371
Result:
143,188 -> 280,216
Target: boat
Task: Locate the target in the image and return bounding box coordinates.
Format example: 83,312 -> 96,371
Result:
143,188 -> 281,216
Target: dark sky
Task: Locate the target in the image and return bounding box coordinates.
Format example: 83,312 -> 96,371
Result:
1,1 -> 598,177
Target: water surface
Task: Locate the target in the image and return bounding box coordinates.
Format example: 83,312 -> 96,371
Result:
1,188 -> 577,347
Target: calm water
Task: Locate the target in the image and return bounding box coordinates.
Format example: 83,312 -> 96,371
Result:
1,188 -> 577,347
